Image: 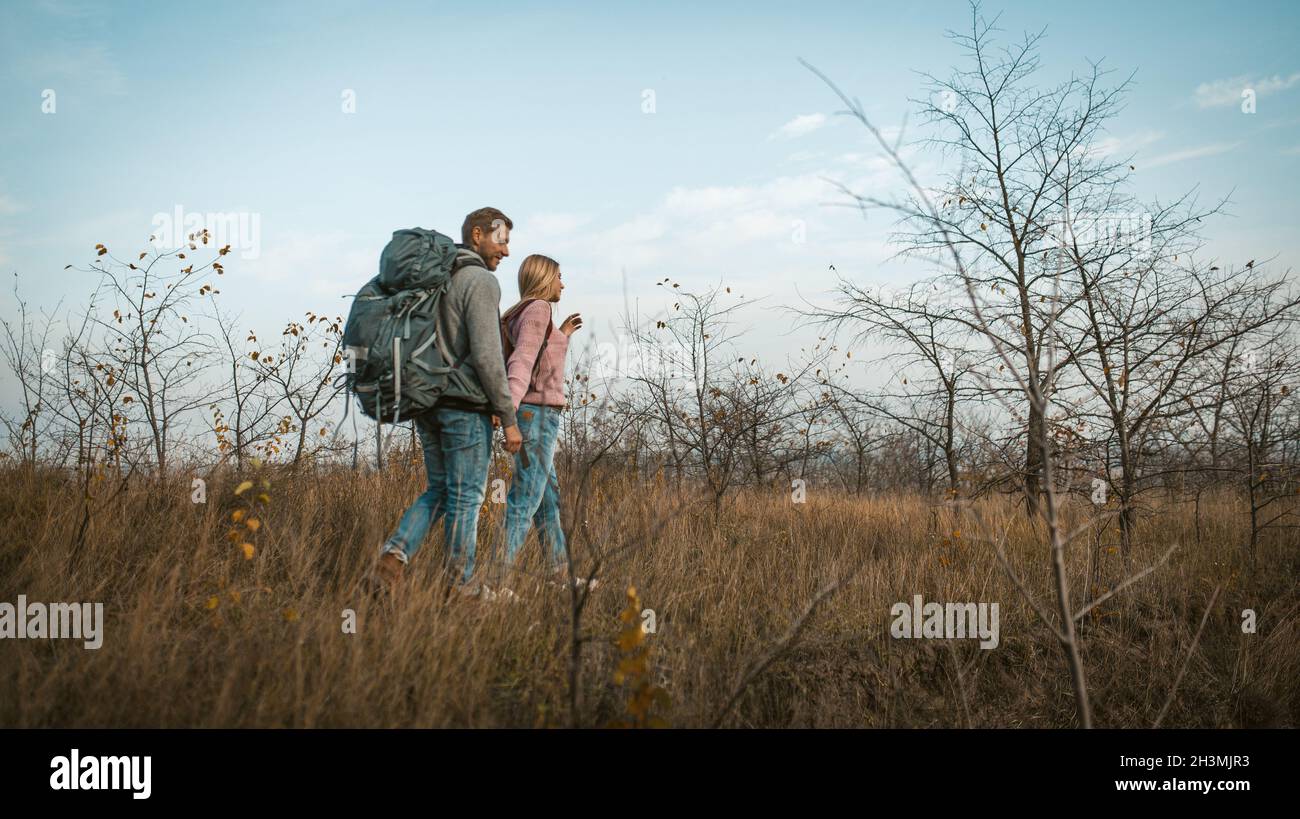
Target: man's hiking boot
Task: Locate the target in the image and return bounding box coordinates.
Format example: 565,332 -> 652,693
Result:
368,550 -> 405,594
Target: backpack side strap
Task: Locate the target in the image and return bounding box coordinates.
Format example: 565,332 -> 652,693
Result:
503,299 -> 554,387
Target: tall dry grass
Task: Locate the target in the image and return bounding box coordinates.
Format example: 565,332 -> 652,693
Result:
0,459 -> 1295,728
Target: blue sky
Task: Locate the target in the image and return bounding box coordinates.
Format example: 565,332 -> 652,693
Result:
1,0 -> 1298,388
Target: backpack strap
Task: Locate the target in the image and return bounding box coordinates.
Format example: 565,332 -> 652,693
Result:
440,252 -> 483,371
503,299 -> 553,386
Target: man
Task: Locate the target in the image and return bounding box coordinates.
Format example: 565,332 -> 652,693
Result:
371,207 -> 522,592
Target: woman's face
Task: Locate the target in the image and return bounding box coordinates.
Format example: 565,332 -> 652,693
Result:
549,269 -> 564,302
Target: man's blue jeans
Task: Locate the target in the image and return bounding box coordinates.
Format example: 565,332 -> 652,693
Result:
380,407 -> 492,583
504,403 -> 566,569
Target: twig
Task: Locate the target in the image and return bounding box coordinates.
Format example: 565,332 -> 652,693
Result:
1154,584 -> 1222,728
708,572 -> 851,729
975,511 -> 1066,642
1073,544 -> 1177,623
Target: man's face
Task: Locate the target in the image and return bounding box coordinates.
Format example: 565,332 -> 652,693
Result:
470,222 -> 510,271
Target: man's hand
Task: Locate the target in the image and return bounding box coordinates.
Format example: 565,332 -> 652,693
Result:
559,313 -> 583,336
502,424 -> 522,453
492,416 -> 501,429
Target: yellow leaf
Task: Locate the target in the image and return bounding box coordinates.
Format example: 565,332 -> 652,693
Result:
245,518 -> 261,532
206,596 -> 219,610
617,630 -> 643,652
241,543 -> 255,559
231,509 -> 246,523
234,480 -> 254,496
283,608 -> 299,622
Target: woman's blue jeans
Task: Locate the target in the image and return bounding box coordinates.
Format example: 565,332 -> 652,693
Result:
380,407 -> 492,583
504,403 -> 567,569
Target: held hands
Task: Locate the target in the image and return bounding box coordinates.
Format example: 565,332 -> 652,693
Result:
502,423 -> 522,454
559,313 -> 583,336
493,414 -> 520,454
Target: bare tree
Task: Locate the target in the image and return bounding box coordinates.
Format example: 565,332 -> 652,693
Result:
798,3 -> 1197,726
1222,322 -> 1300,560
0,278 -> 61,467
262,311 -> 347,468
807,280 -> 979,494
625,282 -> 813,515
858,9 -> 1131,515
207,306 -> 287,470
69,232 -> 228,475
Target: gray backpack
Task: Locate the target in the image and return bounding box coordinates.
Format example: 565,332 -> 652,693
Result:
342,228 -> 475,428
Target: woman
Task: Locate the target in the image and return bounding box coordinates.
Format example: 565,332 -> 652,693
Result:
502,254 -> 581,579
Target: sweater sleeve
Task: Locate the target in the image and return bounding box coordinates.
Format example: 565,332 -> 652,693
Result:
464,274 -> 517,429
505,300 -> 552,409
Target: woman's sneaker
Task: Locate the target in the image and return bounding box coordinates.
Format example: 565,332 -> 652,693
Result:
549,568 -> 599,592
456,583 -> 522,604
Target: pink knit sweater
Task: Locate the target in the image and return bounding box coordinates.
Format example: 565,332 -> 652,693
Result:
505,300 -> 569,409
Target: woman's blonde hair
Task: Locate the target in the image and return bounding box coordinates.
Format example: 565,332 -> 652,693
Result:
505,254 -> 560,319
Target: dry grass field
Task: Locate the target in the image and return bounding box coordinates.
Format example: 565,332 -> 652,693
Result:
1,458 -> 1296,729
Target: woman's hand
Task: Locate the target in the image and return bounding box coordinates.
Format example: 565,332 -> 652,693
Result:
559,313 -> 583,336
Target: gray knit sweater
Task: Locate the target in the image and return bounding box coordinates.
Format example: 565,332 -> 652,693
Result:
434,247 -> 517,429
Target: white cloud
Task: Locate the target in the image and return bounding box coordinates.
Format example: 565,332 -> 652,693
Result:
665,184 -> 764,216
26,43 -> 127,96
244,231 -> 373,304
0,189 -> 22,266
598,214 -> 669,247
1143,142 -> 1240,169
518,151 -> 921,306
36,0 -> 104,18
1083,130 -> 1236,169
523,211 -> 593,237
770,113 -> 827,140
1194,72 -> 1300,108
784,150 -> 821,163
1089,130 -> 1165,159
